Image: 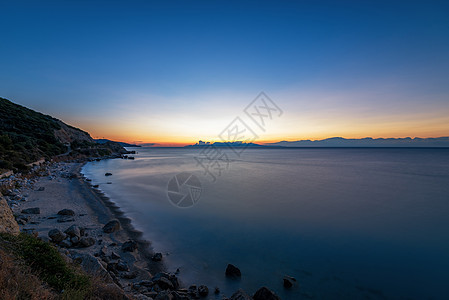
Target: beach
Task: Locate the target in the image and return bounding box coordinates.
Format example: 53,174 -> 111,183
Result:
8,161 -> 164,298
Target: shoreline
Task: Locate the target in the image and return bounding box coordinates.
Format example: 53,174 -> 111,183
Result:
75,162 -> 165,276
5,160 -> 173,298
3,159 -> 282,299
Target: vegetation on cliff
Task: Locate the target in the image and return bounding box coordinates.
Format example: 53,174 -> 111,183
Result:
0,97 -> 128,173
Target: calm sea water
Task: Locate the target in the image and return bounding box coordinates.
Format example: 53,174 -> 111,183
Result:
82,147 -> 449,299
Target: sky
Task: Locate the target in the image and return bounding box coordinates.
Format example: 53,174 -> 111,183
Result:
1,0 -> 448,146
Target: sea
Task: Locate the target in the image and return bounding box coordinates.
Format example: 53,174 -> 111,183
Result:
81,147 -> 449,299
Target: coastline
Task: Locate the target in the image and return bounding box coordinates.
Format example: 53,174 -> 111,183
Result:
75,162 -> 164,275
4,159 -> 282,299
7,160 -> 168,298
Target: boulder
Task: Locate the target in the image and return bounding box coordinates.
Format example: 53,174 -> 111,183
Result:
116,261 -> 129,272
111,251 -> 121,259
103,220 -> 121,233
60,238 -> 72,248
225,264 -> 241,278
79,237 -> 96,247
71,252 -> 115,283
48,228 -> 67,242
21,207 -> 40,214
152,252 -> 163,261
71,236 -> 80,244
156,277 -> 174,290
230,289 -> 252,300
122,240 -> 138,252
253,287 -> 281,300
57,209 -> 75,216
283,275 -> 296,288
198,285 -> 209,297
64,224 -> 81,238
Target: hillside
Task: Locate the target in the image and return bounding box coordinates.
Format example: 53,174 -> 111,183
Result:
0,97 -> 127,172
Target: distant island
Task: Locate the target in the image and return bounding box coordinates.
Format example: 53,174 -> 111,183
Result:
266,137 -> 449,147
186,137 -> 449,148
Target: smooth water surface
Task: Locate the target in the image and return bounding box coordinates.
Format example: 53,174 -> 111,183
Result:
82,148 -> 449,299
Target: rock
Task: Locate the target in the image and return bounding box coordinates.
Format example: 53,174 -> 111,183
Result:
0,196 -> 20,235
111,251 -> 121,259
157,277 -> 174,290
57,209 -> 75,216
79,237 -> 95,247
64,224 -> 81,238
155,290 -> 174,300
138,280 -> 154,287
188,285 -> 197,297
168,274 -> 179,290
225,264 -> 241,278
71,252 -> 115,283
37,187 -> 45,191
152,252 -> 163,261
116,261 -> 129,272
121,271 -> 137,279
99,246 -> 107,256
198,285 -> 209,297
230,289 -> 252,300
122,240 -> 138,252
283,275 -> 296,288
57,217 -> 75,223
48,228 -> 67,242
21,207 -> 40,214
60,238 -> 72,248
16,219 -> 27,225
253,287 -> 281,300
103,220 -> 121,233
105,172 -> 112,176
71,236 -> 80,244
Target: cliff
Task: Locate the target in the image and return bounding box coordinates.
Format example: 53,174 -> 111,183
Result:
0,193 -> 19,235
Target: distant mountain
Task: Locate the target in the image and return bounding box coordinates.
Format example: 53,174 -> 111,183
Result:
95,139 -> 141,147
186,141 -> 268,148
0,97 -> 128,172
266,137 -> 449,147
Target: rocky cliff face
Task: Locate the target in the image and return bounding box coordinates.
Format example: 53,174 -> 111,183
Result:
0,193 -> 19,235
54,120 -> 94,145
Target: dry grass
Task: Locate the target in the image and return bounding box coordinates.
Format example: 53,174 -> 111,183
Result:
0,234 -> 129,300
0,248 -> 55,299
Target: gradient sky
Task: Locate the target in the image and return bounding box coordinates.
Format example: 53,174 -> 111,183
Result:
1,0 -> 448,145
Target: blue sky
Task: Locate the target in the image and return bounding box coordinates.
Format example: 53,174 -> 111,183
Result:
1,0 -> 448,144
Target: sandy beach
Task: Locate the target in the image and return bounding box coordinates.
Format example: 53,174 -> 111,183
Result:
10,161 -> 166,298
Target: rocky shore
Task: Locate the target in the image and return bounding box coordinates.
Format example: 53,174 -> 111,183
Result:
1,160 -> 284,300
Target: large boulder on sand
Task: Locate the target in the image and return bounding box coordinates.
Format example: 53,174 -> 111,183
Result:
21,207 -> 40,214
103,220 -> 121,233
48,228 -> 67,242
57,208 -> 75,216
64,224 -> 81,238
